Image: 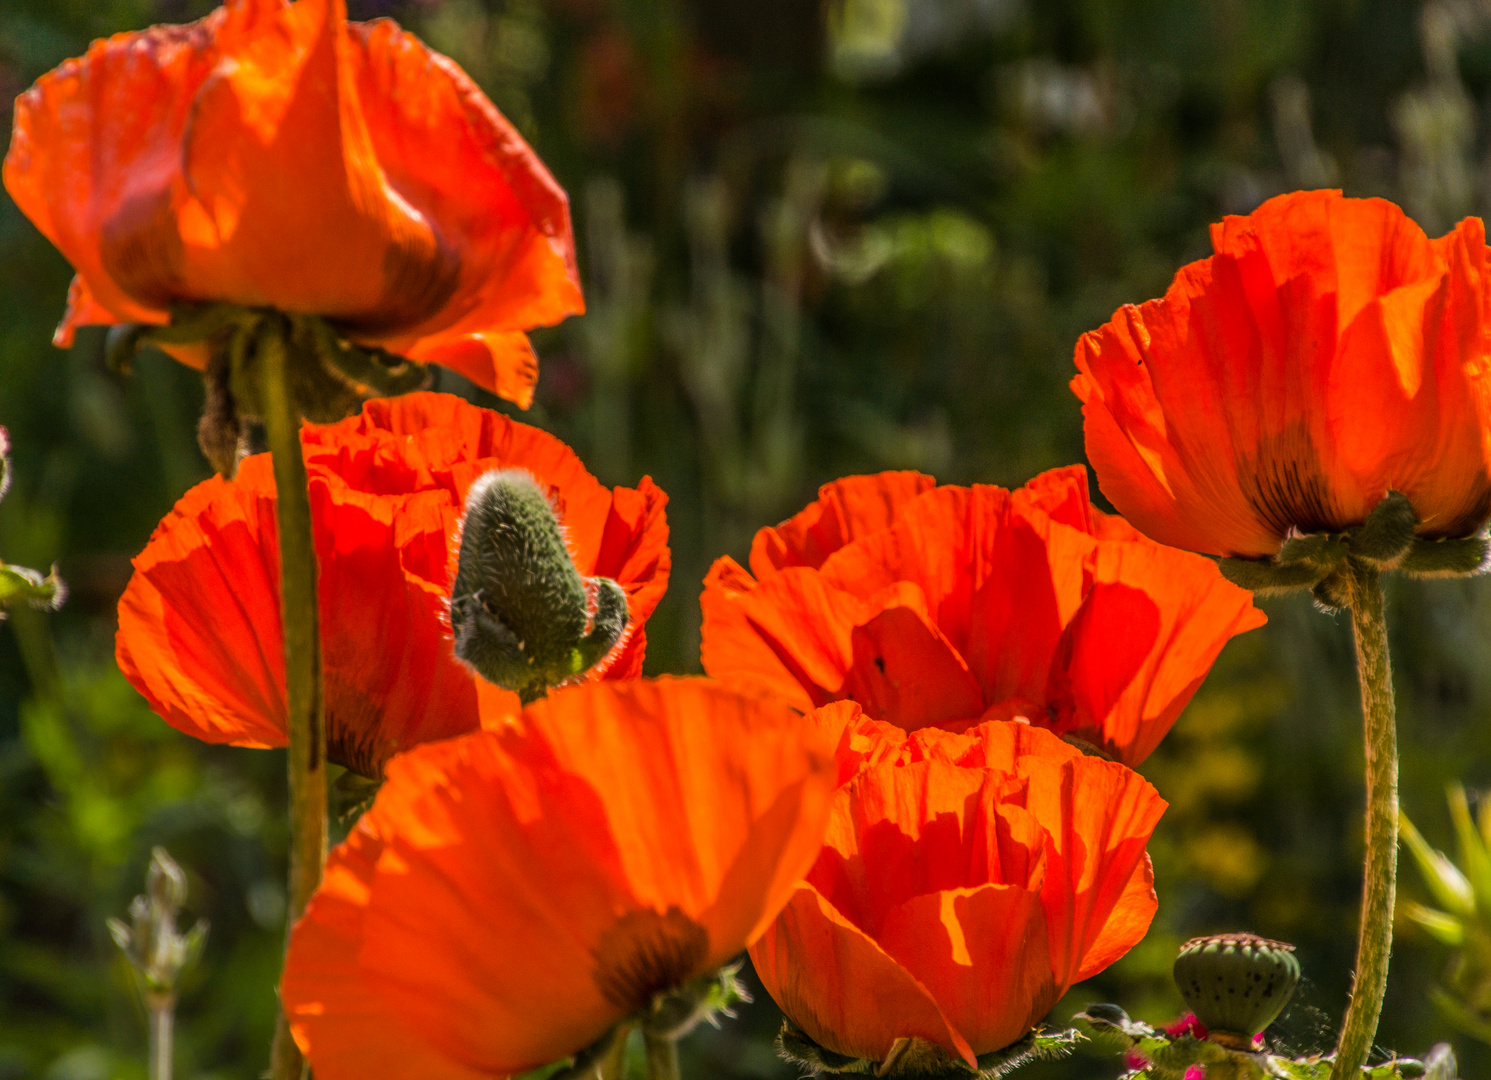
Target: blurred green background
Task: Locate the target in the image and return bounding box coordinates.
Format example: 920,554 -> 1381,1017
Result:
2,0 -> 1491,1076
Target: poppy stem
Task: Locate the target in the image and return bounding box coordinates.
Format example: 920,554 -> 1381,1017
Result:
259,326 -> 327,1080
1330,559 -> 1398,1080
643,1030 -> 681,1080
148,992 -> 174,1080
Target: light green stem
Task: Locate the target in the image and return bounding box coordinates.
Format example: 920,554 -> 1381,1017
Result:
1331,560 -> 1398,1079
148,993 -> 174,1080
261,328 -> 327,1080
643,1031 -> 680,1080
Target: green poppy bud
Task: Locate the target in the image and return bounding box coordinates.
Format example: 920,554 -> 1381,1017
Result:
451,469 -> 629,702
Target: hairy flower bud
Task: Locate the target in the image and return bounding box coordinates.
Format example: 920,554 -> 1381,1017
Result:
451,469 -> 629,702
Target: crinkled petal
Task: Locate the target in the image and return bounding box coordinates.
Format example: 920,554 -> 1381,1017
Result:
750,883 -> 975,1066
749,472 -> 937,577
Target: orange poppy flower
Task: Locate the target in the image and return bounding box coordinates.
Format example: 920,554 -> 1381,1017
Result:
700,466 -> 1262,766
1072,189 -> 1491,558
3,0 -> 582,407
280,677 -> 837,1080
116,392 -> 668,777
751,717 -> 1166,1066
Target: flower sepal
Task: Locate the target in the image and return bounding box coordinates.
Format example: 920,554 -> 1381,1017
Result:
109,303 -> 429,475
1218,492 -> 1425,597
776,1022 -> 1081,1078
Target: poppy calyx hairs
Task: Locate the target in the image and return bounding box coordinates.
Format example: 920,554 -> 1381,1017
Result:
1218,488 -> 1490,607
451,469 -> 630,702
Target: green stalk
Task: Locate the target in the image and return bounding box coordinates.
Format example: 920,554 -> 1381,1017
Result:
148,992 -> 174,1080
260,327 -> 327,1080
643,1031 -> 680,1080
1330,559 -> 1399,1079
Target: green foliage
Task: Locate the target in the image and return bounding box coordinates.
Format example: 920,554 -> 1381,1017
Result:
1400,787 -> 1491,1045
1076,1006 -> 1455,1079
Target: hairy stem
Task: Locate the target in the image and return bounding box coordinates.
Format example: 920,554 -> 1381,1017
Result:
643,1031 -> 681,1080
261,327 -> 327,1080
148,994 -> 174,1080
1331,559 -> 1398,1079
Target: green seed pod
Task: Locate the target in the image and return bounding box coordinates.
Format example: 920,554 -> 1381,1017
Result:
1173,933 -> 1299,1044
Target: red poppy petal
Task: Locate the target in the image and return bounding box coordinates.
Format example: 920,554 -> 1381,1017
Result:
962,517 -> 1071,705
310,476 -> 479,776
115,459 -> 287,748
596,476 -> 672,627
810,762 -> 1039,931
1010,465 -> 1097,534
750,883 -> 975,1066
728,567 -> 876,706
403,331 -> 539,406
875,885 -> 1057,1056
1044,582 -> 1161,748
933,720 -> 1083,772
54,274 -> 125,347
283,824 -> 488,1080
174,0 -> 456,325
841,606 -> 984,731
1078,191 -> 1491,555
1083,540 -> 1265,765
700,557 -> 818,712
1074,852 -> 1158,982
346,15 -> 583,342
356,679 -> 835,1073
749,471 -> 938,577
1018,756 -> 1166,989
1073,268 -> 1290,558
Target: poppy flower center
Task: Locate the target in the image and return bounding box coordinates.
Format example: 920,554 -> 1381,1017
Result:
589,906 -> 710,1014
